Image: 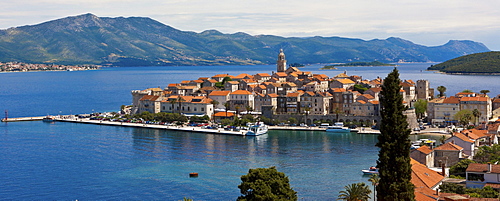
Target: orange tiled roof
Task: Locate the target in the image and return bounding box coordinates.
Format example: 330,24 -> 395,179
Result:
214,112 -> 234,117
462,129 -> 488,139
208,91 -> 231,96
415,145 -> 433,155
335,73 -> 349,78
452,132 -> 474,143
331,88 -> 346,93
212,74 -> 233,78
267,93 -> 279,98
336,78 -> 355,84
139,95 -> 161,101
434,142 -> 463,151
411,158 -> 444,189
255,73 -> 271,77
467,163 -> 500,174
231,90 -> 252,95
460,97 -> 488,102
443,96 -> 460,104
368,87 -> 382,92
274,72 -> 287,77
369,100 -> 380,104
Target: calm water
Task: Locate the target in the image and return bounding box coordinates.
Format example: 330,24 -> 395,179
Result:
0,63 -> 498,200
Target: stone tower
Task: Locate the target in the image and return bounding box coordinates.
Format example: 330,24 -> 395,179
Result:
277,49 -> 287,72
416,80 -> 430,100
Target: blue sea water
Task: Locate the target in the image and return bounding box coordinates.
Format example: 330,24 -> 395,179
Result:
0,63 -> 499,200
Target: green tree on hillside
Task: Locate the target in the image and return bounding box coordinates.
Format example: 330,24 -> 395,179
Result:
437,86 -> 446,97
480,90 -> 490,96
237,167 -> 297,201
472,109 -> 481,125
376,68 -> 415,200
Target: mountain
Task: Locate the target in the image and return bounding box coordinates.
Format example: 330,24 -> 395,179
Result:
0,13 -> 491,66
427,51 -> 500,74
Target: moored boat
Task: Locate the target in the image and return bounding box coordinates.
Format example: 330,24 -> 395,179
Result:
326,122 -> 351,133
361,166 -> 379,175
246,122 -> 268,136
42,115 -> 56,122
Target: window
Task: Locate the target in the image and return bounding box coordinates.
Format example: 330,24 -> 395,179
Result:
467,173 -> 484,182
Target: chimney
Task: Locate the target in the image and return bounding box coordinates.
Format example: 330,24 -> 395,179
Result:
442,163 -> 446,177
488,162 -> 492,173
452,140 -> 455,145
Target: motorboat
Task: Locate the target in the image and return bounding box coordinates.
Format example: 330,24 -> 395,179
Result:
42,115 -> 56,122
326,122 -> 351,133
246,122 -> 268,136
361,167 -> 379,175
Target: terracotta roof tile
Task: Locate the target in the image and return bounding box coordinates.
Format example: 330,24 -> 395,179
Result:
208,91 -> 231,96
415,145 -> 433,155
460,97 -> 488,102
231,90 -> 252,95
434,142 -> 463,151
411,159 -> 444,189
467,163 -> 500,174
452,132 -> 474,143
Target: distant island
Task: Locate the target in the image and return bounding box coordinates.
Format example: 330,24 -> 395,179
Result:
0,61 -> 99,72
321,61 -> 396,69
289,63 -> 305,67
427,51 -> 500,74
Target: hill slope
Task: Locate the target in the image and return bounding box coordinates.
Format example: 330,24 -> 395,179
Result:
427,51 -> 500,74
0,13 -> 491,66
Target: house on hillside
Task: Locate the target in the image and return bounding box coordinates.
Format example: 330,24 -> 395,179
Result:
411,145 -> 434,168
445,133 -> 475,158
466,163 -> 500,189
433,142 -> 465,167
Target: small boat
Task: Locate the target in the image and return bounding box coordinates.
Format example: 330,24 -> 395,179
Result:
42,115 -> 56,122
326,122 -> 351,133
361,167 -> 379,175
246,122 -> 268,136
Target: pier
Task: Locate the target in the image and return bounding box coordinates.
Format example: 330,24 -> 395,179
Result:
1,116 -> 45,122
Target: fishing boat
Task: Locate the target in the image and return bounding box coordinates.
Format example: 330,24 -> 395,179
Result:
246,122 -> 268,136
326,122 -> 351,133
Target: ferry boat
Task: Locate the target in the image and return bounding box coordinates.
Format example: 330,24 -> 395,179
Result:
246,122 -> 268,136
326,122 -> 351,133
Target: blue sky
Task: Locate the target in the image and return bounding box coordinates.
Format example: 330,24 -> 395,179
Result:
1,0 -> 499,50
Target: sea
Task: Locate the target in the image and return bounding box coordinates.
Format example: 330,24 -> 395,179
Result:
1,63 -> 499,200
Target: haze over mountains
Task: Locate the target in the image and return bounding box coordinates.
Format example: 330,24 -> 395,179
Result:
0,13 -> 490,66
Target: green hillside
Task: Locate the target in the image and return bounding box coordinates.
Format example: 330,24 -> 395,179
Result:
0,13 -> 491,66
427,51 -> 500,73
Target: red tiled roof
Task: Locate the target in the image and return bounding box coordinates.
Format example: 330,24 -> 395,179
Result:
411,159 -> 444,189
443,96 -> 460,104
208,91 -> 231,96
467,163 -> 500,174
451,132 -> 474,143
231,90 -> 252,95
214,112 -> 234,117
415,145 -> 433,155
460,97 -> 489,102
434,142 -> 463,151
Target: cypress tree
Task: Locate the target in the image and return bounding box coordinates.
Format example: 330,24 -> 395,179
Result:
376,68 -> 415,200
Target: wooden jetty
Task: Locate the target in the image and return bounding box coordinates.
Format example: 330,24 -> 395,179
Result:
1,116 -> 45,122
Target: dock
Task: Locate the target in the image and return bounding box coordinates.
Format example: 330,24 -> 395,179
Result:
1,116 -> 45,122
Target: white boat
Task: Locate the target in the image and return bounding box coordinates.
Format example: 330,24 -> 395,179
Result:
326,122 -> 351,133
246,122 -> 268,136
361,167 -> 379,175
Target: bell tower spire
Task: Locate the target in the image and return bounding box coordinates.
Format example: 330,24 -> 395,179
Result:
277,49 -> 287,72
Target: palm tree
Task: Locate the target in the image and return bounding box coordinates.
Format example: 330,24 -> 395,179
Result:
168,98 -> 177,113
223,102 -> 231,118
437,86 -> 446,97
333,107 -> 343,122
472,109 -> 481,125
210,100 -> 219,122
368,174 -> 380,201
337,182 -> 371,201
177,96 -> 185,114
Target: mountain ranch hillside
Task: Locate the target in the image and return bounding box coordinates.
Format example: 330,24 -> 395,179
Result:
427,51 -> 500,74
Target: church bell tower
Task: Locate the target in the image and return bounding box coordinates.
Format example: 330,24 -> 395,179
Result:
277,49 -> 287,72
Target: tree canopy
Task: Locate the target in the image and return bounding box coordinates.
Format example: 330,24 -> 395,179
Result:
237,166 -> 297,201
337,182 -> 372,201
376,68 -> 414,200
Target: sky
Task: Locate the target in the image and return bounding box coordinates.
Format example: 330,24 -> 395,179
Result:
1,0 -> 499,50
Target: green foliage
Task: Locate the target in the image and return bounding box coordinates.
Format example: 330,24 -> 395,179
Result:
474,144 -> 500,163
414,99 -> 427,119
133,111 -> 188,123
427,51 -> 500,73
353,84 -> 369,93
221,119 -> 232,125
337,182 -> 372,201
480,90 -> 490,95
462,89 -> 473,93
376,68 -> 415,200
190,115 -> 210,123
215,82 -> 224,89
449,159 -> 475,176
237,167 -> 297,201
439,183 -> 499,198
439,183 -> 466,194
287,117 -> 298,124
454,109 -> 473,127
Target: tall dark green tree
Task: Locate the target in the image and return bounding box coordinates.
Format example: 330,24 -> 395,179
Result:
237,166 -> 297,201
376,68 -> 415,200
